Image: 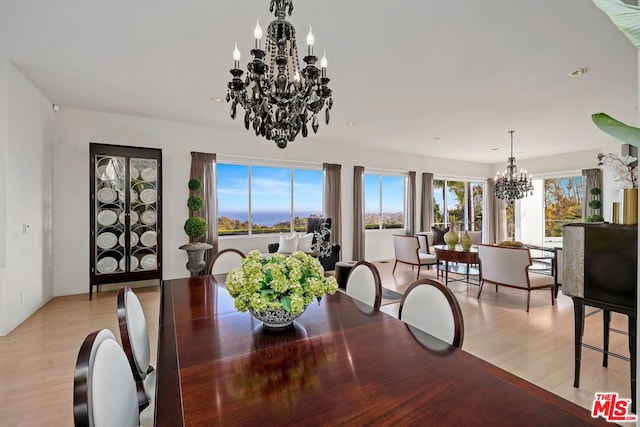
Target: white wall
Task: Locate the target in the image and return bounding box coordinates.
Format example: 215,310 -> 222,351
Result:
52,108 -> 493,296
518,179 -> 545,243
0,60 -> 8,335
0,63 -> 54,335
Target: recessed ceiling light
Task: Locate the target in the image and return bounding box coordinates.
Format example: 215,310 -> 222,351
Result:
211,96 -> 224,103
569,67 -> 590,77
346,121 -> 356,127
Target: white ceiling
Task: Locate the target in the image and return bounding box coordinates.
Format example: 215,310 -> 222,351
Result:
0,0 -> 637,163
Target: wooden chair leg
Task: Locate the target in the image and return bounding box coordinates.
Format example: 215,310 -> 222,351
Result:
392,260 -> 398,274
526,291 -> 531,313
477,280 -> 485,299
550,287 -> 555,306
416,265 -> 421,280
603,310 -> 611,368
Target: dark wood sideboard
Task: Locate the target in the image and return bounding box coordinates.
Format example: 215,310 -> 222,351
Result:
563,223 -> 637,413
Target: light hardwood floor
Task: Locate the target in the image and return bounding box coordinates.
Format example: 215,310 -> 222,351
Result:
0,263 -> 631,426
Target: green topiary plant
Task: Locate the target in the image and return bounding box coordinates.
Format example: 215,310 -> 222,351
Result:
187,196 -> 204,211
586,186 -> 603,223
184,216 -> 208,239
179,177 -> 211,276
587,199 -> 602,210
184,178 -> 208,243
188,178 -> 202,191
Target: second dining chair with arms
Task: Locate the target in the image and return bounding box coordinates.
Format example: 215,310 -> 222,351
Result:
345,261 -> 383,310
117,287 -> 155,427
477,244 -> 555,312
398,279 -> 464,348
392,234 -> 438,280
208,248 -> 245,275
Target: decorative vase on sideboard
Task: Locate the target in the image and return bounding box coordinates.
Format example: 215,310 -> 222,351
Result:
620,188 -> 638,225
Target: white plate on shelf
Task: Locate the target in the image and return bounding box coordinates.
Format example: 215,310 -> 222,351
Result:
140,189 -> 157,204
97,188 -> 118,204
97,210 -> 118,226
140,168 -> 157,182
140,231 -> 157,247
140,210 -> 156,225
119,256 -> 139,271
97,232 -> 118,249
96,256 -> 118,274
141,254 -> 157,270
130,167 -> 140,180
119,211 -> 139,225
118,232 -> 139,248
119,189 -> 139,203
96,159 -> 124,180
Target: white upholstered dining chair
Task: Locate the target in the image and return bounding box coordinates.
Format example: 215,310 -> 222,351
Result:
392,235 -> 438,279
398,279 -> 464,348
477,244 -> 555,312
73,328 -> 141,427
345,261 -> 382,310
117,287 -> 155,427
208,248 -> 245,275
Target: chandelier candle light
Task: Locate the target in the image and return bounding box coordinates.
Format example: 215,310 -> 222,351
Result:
493,130 -> 534,204
227,0 -> 333,149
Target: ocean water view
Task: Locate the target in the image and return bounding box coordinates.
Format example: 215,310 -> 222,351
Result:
218,211 -> 321,226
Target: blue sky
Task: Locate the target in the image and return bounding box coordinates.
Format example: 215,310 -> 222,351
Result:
364,174 -> 405,214
217,164 -> 323,214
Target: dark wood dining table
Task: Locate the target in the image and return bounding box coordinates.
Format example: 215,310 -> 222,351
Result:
155,275 -> 610,426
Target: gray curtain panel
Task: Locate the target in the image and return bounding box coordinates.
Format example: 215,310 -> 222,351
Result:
190,152 -> 218,273
486,178 -> 507,244
353,166 -> 365,261
581,168 -> 602,221
406,171 -> 416,236
420,172 -> 434,232
323,163 -> 342,249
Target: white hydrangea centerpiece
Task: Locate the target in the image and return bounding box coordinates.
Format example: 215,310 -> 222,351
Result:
225,250 -> 338,316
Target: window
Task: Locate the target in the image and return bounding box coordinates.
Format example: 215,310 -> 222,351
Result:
217,163 -> 323,235
433,179 -> 484,231
364,174 -> 405,230
544,176 -> 583,237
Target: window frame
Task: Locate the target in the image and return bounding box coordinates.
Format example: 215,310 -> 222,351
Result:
364,172 -> 407,231
433,178 -> 485,231
216,160 -> 324,236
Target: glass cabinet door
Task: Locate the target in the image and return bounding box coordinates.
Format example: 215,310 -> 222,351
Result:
130,157 -> 159,272
94,155 -> 126,275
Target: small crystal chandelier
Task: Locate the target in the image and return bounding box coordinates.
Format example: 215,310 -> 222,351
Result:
493,130 -> 534,204
226,0 -> 333,149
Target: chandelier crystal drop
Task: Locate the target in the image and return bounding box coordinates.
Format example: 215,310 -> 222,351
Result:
226,0 -> 333,149
493,130 -> 534,204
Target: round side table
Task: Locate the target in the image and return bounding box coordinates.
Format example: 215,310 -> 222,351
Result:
335,260 -> 357,289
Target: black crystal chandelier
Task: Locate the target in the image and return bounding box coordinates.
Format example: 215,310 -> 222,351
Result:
493,131 -> 534,204
226,0 -> 333,149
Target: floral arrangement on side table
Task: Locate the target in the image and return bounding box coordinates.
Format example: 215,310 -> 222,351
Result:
226,250 -> 338,326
